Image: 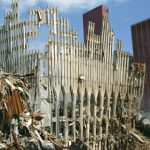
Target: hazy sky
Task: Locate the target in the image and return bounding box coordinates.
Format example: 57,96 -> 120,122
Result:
0,0 -> 149,53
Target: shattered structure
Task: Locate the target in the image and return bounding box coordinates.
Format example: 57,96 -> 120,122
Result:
0,0 -> 147,149
0,71 -> 65,149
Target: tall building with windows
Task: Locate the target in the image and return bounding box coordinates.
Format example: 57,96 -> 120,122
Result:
83,5 -> 109,42
131,18 -> 150,110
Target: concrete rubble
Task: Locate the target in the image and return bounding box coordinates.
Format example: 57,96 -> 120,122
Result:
0,72 -> 65,150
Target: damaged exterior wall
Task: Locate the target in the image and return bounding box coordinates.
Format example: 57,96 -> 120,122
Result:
0,0 -> 146,149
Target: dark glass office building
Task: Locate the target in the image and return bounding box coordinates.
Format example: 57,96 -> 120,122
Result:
131,18 -> 150,110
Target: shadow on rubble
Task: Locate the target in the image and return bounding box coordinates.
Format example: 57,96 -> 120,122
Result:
69,139 -> 87,150
137,116 -> 150,138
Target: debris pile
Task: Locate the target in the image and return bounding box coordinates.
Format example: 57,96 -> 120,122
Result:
0,72 -> 64,150
131,128 -> 150,150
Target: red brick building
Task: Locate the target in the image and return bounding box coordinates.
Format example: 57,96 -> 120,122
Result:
131,19 -> 150,110
83,5 -> 109,42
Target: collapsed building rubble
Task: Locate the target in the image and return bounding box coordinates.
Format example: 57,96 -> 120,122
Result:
0,72 -> 65,150
0,71 -> 150,150
0,0 -> 150,149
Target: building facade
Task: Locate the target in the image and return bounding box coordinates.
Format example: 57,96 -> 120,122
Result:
131,19 -> 150,110
0,1 -> 145,149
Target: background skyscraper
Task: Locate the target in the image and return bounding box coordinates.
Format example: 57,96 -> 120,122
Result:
83,5 -> 109,42
131,18 -> 150,110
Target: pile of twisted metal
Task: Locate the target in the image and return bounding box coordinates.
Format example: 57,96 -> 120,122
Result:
0,71 -> 66,150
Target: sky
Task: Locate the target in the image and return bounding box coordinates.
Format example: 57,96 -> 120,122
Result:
0,0 -> 150,53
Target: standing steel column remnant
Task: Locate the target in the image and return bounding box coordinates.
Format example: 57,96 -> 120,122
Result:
0,1 -> 146,149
